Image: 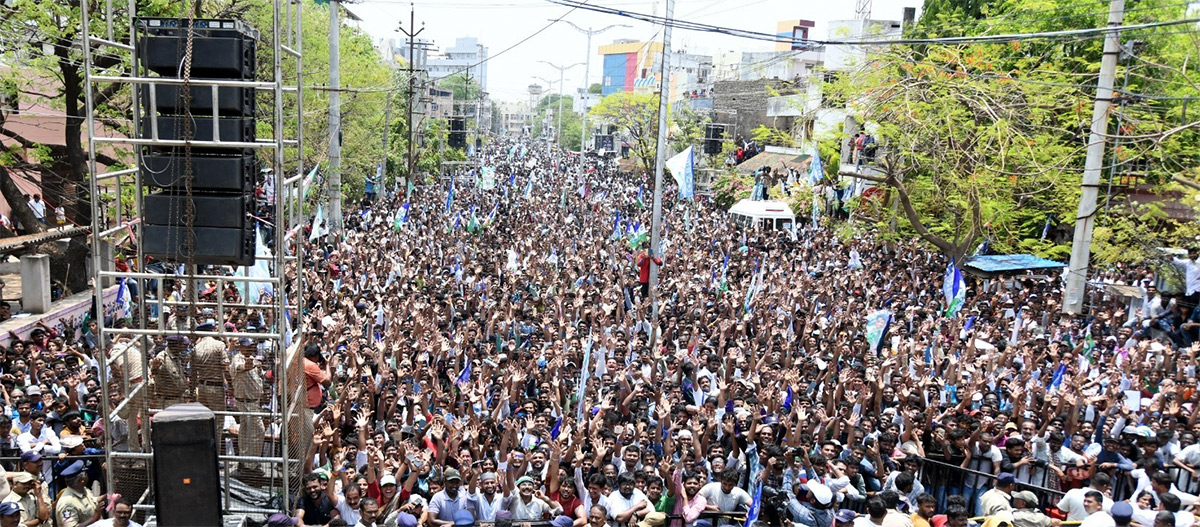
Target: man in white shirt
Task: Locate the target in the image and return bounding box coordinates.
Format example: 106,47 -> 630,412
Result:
604,472 -> 650,527
1058,473 -> 1113,521
1173,248 -> 1200,306
699,468 -> 752,514
1078,491 -> 1114,527
15,413 -> 59,481
26,195 -> 45,224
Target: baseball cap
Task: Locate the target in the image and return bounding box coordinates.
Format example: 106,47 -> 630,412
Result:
836,510 -> 857,523
380,474 -> 397,486
0,502 -> 19,516
1013,491 -> 1039,505
11,472 -> 34,484
394,513 -> 419,527
452,509 -> 475,526
1111,502 -> 1133,520
444,468 -> 462,482
996,473 -> 1016,485
20,451 -> 41,463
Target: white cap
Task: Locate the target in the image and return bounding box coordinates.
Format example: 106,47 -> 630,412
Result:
380,474 -> 397,486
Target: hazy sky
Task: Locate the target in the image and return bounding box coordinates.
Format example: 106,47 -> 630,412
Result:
348,0 -> 920,102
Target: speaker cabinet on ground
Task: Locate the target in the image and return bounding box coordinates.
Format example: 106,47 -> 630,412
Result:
152,403 -> 221,526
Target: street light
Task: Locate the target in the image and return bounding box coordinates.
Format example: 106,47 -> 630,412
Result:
538,60 -> 583,148
558,21 -> 630,153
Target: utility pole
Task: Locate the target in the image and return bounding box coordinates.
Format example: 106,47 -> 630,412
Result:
538,61 -> 582,148
382,88 -> 392,192
328,0 -> 343,231
1063,0 -> 1125,314
647,0 -> 674,382
397,3 -> 424,197
476,43 -> 486,154
562,22 -> 630,153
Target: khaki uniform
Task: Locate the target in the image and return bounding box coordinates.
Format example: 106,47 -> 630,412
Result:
150,348 -> 188,410
1013,509 -> 1053,527
230,352 -> 264,471
192,337 -> 229,411
109,341 -> 146,449
4,490 -> 42,526
54,486 -> 97,527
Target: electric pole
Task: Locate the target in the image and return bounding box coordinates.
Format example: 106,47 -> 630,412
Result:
647,0 -> 675,380
397,3 -> 425,197
382,87 -> 392,192
561,22 -> 630,153
538,60 -> 583,148
1063,0 -> 1125,314
328,0 -> 343,231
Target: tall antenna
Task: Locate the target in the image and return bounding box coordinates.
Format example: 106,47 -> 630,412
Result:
856,0 -> 873,20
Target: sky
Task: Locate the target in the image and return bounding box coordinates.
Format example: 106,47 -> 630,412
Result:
347,0 -> 920,103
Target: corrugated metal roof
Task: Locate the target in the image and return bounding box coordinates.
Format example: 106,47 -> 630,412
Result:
0,226 -> 89,255
965,254 -> 1066,273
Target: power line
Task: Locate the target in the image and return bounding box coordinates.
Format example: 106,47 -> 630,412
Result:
543,0 -> 1200,47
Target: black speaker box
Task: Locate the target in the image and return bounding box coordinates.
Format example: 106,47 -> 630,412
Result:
142,116 -> 256,145
144,192 -> 250,229
144,224 -> 255,266
152,403 -> 222,526
140,153 -> 255,192
145,84 -> 254,117
138,19 -> 257,79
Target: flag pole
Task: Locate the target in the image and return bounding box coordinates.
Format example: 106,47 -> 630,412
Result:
647,0 -> 675,386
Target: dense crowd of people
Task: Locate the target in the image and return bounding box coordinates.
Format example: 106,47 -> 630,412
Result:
1,136 -> 1199,527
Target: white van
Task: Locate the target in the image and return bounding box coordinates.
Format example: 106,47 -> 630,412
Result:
728,199 -> 797,231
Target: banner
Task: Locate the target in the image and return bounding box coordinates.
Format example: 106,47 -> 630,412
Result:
665,146 -> 695,199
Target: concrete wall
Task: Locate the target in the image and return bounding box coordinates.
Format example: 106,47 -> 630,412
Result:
713,79 -> 795,141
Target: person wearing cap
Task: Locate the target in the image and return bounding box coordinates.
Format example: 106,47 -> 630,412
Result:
504,475 -> 561,521
150,336 -> 188,410
1107,502 -> 1133,527
265,512 -> 299,527
836,509 -> 859,527
230,336 -> 265,476
190,329 -> 229,412
466,470 -> 504,522
792,482 -> 837,527
428,468 -> 473,527
54,461 -> 102,527
979,473 -> 1015,519
3,470 -> 48,526
0,502 -> 21,527
1011,491 -> 1055,527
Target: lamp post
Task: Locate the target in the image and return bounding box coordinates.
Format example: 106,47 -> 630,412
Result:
560,21 -> 630,153
533,76 -> 558,141
538,60 -> 583,148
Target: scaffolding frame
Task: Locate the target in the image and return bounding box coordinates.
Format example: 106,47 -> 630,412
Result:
81,0 -> 308,516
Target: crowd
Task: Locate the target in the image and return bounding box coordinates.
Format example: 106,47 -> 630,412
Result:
0,135 -> 1197,527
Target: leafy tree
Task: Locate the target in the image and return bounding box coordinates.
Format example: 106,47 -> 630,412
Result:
589,83 -> 602,94
669,105 -> 707,156
440,73 -> 481,101
589,91 -> 660,175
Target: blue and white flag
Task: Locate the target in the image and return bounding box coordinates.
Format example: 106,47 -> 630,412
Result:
745,482 -> 763,527
865,310 -> 893,355
576,333 -> 593,421
665,146 -> 695,199
524,176 -> 534,198
959,316 -> 976,339
455,362 -> 471,388
1009,306 -> 1023,346
1041,214 -> 1052,240
112,278 -> 132,323
400,202 -> 410,224
1048,363 -> 1068,392
809,145 -> 823,185
942,261 -> 966,318
445,178 -> 455,214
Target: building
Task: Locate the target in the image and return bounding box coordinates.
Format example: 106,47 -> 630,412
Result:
598,39 -> 664,96
389,37 -> 433,68
712,48 -> 825,82
427,86 -> 454,121
573,89 -> 601,115
823,18 -> 904,71
425,37 -> 488,92
497,101 -> 530,136
774,20 -> 816,51
667,50 -> 713,103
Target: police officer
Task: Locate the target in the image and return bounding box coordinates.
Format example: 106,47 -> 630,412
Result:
230,336 -> 265,476
150,336 -> 188,409
54,461 -> 102,527
190,318 -> 229,412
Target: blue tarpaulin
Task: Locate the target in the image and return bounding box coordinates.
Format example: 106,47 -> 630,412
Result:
965,254 -> 1066,274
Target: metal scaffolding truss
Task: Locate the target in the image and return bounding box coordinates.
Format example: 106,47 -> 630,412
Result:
80,0 -> 308,518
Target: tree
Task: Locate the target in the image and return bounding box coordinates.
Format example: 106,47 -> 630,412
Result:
589,91 -> 660,175
589,83 -> 602,94
440,73 -> 481,101
669,106 -> 707,155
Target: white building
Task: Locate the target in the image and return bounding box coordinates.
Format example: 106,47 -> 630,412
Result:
823,18 -> 903,71
713,48 -> 825,82
573,89 -> 600,115
425,37 -> 488,92
497,101 -> 531,136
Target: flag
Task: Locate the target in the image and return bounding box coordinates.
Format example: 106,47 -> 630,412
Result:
637,185 -> 645,208
451,212 -> 462,232
245,227 -> 274,302
781,386 -> 793,413
865,310 -> 892,355
299,165 -> 320,199
445,178 -> 455,214
809,145 -> 823,185
744,262 -> 761,312
811,193 -> 820,228
455,362 -> 471,388
720,253 -> 730,292
959,316 -> 976,339
399,202 -> 410,225
576,333 -> 593,421
973,238 -> 989,256
550,417 -> 562,440
407,178 -> 415,196
745,482 -> 763,527
665,146 -> 695,199
628,223 -> 648,250
485,204 -> 498,227
309,204 -> 326,241
1048,363 -> 1068,392
1082,331 -> 1096,364
942,261 -> 967,318
524,176 -> 534,198
1009,307 -> 1023,346
508,171 -> 516,188
468,205 -> 479,234
112,278 -> 132,323
611,211 -> 622,240
1041,214 -> 1052,240
685,207 -> 691,232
